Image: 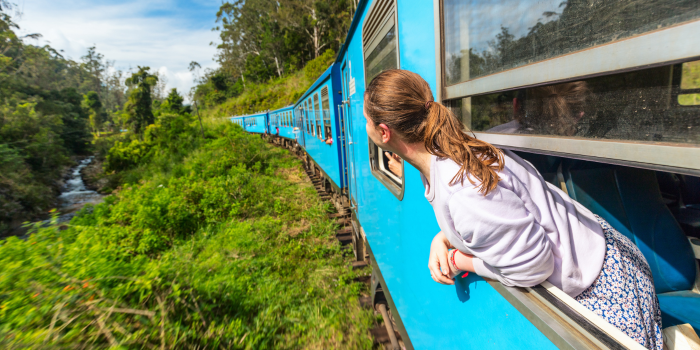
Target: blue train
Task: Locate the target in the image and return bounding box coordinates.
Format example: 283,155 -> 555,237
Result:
230,0 -> 700,348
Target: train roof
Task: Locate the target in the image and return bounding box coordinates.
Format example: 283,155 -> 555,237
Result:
229,111 -> 268,119
269,105 -> 295,114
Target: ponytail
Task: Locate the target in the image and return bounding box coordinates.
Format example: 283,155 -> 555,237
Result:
365,69 -> 503,195
423,102 -> 503,194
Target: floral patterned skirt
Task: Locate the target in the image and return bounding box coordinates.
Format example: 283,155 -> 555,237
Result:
574,216 -> 663,350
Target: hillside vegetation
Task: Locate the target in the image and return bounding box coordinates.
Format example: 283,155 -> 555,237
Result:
200,49 -> 335,118
0,112 -> 375,349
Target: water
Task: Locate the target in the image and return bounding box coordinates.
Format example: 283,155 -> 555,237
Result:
58,156 -> 104,214
2,157 -> 104,239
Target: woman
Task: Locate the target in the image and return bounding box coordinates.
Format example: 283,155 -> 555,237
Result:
364,69 -> 662,349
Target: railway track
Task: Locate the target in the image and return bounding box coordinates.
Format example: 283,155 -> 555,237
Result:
266,134 -> 404,350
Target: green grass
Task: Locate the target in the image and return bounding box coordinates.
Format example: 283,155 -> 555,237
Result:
0,121 -> 376,349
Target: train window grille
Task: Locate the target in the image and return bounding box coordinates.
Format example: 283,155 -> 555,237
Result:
362,0 -> 404,200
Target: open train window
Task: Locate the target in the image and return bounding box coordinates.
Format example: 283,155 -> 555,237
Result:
304,100 -> 311,134
313,93 -> 323,139
362,0 -> 403,200
321,87 -> 331,141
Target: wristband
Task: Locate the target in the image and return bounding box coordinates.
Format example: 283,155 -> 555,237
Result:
448,249 -> 470,279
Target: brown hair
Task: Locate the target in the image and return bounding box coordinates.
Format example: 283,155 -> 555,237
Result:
524,81 -> 589,136
364,69 -> 503,194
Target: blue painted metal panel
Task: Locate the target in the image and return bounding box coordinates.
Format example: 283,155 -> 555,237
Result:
337,1 -> 557,348
294,66 -> 346,189
269,105 -> 296,140
229,112 -> 268,134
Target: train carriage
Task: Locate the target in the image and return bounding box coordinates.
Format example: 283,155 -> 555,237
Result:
269,105 -> 296,141
232,0 -> 700,348
230,112 -> 268,134
294,64 -> 349,195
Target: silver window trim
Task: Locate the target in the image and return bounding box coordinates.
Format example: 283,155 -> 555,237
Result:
444,19 -> 700,99
475,132 -> 700,175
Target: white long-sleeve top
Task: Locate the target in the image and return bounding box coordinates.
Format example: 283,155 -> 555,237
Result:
421,150 -> 605,297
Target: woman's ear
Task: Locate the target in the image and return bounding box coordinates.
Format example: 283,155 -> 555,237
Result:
378,123 -> 391,143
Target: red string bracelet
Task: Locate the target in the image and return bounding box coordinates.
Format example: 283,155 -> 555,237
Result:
449,249 -> 470,278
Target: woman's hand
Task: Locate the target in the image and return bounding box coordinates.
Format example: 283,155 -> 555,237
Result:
428,232 -> 455,285
385,152 -> 403,177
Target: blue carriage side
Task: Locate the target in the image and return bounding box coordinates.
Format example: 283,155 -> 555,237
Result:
294,64 -> 347,191
269,105 -> 296,140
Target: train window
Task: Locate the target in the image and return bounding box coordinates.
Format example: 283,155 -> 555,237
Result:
321,87 -> 331,139
304,100 -> 311,134
442,0 -> 700,86
369,142 -> 405,200
448,61 -> 700,146
679,60 -> 700,106
313,93 -> 323,139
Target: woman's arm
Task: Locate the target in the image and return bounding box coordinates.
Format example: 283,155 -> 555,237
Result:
448,186 -> 554,287
428,231 -> 456,285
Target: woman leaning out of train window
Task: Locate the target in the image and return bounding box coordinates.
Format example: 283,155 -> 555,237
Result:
363,69 -> 663,350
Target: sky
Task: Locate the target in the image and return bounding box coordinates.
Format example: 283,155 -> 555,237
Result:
14,0 -> 222,102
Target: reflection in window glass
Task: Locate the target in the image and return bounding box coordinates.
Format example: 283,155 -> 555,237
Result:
679,60 -> 700,106
443,0 -> 700,86
452,62 -> 700,144
365,25 -> 398,85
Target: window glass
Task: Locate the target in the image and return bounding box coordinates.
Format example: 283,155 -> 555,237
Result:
679,60 -> 700,106
443,0 -> 700,86
321,87 -> 331,140
365,24 -> 398,85
451,61 -> 700,145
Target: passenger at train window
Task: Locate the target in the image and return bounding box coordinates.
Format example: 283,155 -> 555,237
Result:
325,134 -> 333,145
364,69 -> 663,350
485,81 -> 588,136
384,152 -> 402,178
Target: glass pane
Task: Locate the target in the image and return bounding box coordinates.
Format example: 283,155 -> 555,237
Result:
681,60 -> 700,90
679,94 -> 700,106
453,62 -> 700,145
365,25 -> 398,85
443,0 -> 700,86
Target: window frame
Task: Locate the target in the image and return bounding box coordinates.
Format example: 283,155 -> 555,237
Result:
436,1 -> 700,176
313,92 -> 323,140
362,0 -> 405,200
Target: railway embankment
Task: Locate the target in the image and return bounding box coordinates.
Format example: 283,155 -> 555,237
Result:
0,119 -> 376,349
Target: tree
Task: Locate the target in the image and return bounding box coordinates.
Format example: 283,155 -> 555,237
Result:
82,91 -> 102,134
161,88 -> 184,114
124,66 -> 158,135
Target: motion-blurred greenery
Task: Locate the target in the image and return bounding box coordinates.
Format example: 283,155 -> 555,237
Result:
0,113 -> 375,349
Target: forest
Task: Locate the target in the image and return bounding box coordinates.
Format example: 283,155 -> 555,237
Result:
1,0 -> 377,348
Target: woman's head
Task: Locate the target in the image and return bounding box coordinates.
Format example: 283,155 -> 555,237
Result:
363,69 -> 503,194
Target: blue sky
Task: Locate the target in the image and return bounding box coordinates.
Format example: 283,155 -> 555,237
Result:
15,0 -> 222,101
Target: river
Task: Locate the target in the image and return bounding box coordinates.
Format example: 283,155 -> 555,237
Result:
1,157 -> 104,239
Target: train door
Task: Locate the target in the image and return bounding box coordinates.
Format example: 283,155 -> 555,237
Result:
341,61 -> 358,206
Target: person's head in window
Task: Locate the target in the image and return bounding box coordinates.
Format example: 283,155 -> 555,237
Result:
519,81 -> 589,136
325,133 -> 333,145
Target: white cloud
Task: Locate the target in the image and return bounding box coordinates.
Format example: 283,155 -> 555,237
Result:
15,0 -> 221,102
